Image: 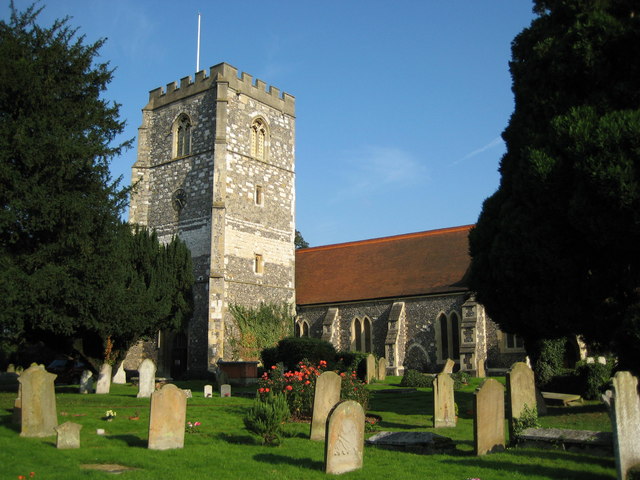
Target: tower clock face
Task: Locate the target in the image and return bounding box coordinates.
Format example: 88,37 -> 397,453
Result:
172,188 -> 187,211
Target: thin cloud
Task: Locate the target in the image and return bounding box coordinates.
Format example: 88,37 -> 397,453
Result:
452,136 -> 503,165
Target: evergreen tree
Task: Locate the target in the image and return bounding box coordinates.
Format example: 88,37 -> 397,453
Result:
295,230 -> 309,249
469,0 -> 640,371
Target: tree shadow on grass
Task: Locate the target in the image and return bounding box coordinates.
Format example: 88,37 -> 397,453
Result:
107,434 -> 147,448
216,432 -> 259,445
542,404 -> 606,417
254,453 -> 323,472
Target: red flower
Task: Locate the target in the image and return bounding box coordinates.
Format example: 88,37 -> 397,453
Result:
18,476 -> 26,480
305,380 -> 310,385
258,388 -> 264,393
271,365 -> 277,370
285,385 -> 293,391
264,388 -> 270,392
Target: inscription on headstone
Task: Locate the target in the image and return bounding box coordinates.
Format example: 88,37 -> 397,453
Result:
324,400 -> 365,475
95,364 -> 112,394
137,359 -> 157,398
18,365 -> 58,437
310,371 -> 342,441
55,421 -> 82,449
433,373 -> 456,428
474,378 -> 505,455
148,384 -> 187,450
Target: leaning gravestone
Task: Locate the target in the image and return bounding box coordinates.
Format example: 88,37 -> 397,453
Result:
474,378 -> 505,455
324,400 -> 365,475
18,364 -> 58,437
112,363 -> 126,384
95,364 -> 112,394
506,362 -> 537,442
148,384 -> 187,450
441,358 -> 455,374
137,359 -> 157,398
602,371 -> 640,480
377,357 -> 387,382
79,370 -> 93,394
365,354 -> 376,384
55,421 -> 82,449
203,385 -> 213,398
433,373 -> 456,428
310,371 -> 342,441
220,384 -> 231,397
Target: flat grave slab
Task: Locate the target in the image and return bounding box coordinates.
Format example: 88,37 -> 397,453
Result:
366,431 -> 454,454
518,427 -> 613,456
541,392 -> 583,406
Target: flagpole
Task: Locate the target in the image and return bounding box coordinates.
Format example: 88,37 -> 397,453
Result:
196,12 -> 201,72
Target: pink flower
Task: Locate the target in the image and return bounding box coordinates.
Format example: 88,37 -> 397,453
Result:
194,422 -> 201,426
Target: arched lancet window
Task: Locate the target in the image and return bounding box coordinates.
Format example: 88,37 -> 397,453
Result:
363,317 -> 372,353
352,318 -> 362,352
173,114 -> 192,158
295,320 -> 310,338
351,316 -> 373,352
437,311 -> 461,364
250,118 -> 267,160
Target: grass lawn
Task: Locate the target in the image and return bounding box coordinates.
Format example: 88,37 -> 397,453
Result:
0,377 -> 615,480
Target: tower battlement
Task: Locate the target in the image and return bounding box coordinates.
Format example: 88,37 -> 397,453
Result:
146,62 -> 295,115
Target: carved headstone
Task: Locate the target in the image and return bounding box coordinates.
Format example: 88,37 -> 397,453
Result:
377,357 -> 387,382
365,354 -> 376,384
148,384 -> 187,450
441,358 -> 455,374
474,378 -> 505,455
602,371 -> 640,480
18,364 -> 58,437
204,385 -> 213,398
433,373 -> 456,428
95,364 -> 112,394
79,370 -> 93,394
324,400 -> 365,475
112,363 -> 126,384
506,362 -> 537,441
137,359 -> 157,398
55,421 -> 82,449
220,384 -> 231,397
310,371 -> 342,441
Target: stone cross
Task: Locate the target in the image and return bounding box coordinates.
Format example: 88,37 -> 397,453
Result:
602,371 -> 640,480
433,373 -> 456,428
474,378 -> 505,455
310,371 -> 342,441
377,357 -> 387,382
18,364 -> 58,437
506,362 -> 537,442
79,370 -> 93,394
365,354 -> 376,384
324,400 -> 365,475
112,363 -> 126,384
204,385 -> 213,398
137,358 -> 157,398
95,364 -> 112,394
148,384 -> 187,450
220,384 -> 231,397
441,358 -> 455,374
55,421 -> 82,449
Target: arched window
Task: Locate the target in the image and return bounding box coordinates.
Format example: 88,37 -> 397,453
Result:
436,311 -> 461,364
351,316 -> 373,352
363,317 -> 372,353
173,114 -> 192,158
250,118 -> 267,160
352,318 -> 362,352
295,320 -> 310,338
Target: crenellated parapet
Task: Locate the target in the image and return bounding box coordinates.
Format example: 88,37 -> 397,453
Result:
146,62 -> 295,115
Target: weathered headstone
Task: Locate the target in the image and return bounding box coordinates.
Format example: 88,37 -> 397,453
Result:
433,373 -> 456,428
310,371 -> 342,441
148,383 -> 187,450
602,371 -> 640,480
95,364 -> 112,394
18,364 -> 58,437
506,362 -> 537,441
474,378 -> 505,455
597,356 -> 607,365
137,359 -> 157,398
377,357 -> 387,382
441,358 -> 455,374
55,421 -> 82,449
220,384 -> 231,397
204,385 -> 213,398
112,363 -> 126,384
324,400 -> 365,475
7,363 -> 15,373
79,370 -> 93,394
365,354 -> 376,384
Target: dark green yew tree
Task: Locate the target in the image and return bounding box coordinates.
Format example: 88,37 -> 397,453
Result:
469,0 -> 640,371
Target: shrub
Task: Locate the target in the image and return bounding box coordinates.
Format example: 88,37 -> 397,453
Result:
260,346 -> 279,370
274,337 -> 336,371
451,371 -> 471,390
512,403 -> 541,438
335,351 -> 370,380
243,392 -> 291,445
576,359 -> 614,400
228,303 -> 293,361
340,369 -> 370,412
531,338 -> 567,386
400,369 -> 434,388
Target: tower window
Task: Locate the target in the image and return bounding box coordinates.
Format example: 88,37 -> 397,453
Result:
255,185 -> 263,206
250,118 -> 267,160
174,114 -> 192,158
254,254 -> 264,274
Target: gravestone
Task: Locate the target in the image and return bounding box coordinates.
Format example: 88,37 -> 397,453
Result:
18,364 -> 58,437
95,364 -> 112,394
377,357 -> 387,382
79,370 -> 93,394
204,385 -> 213,398
506,362 -> 537,442
324,400 -> 365,475
112,363 -> 126,384
365,354 -> 376,384
7,363 -> 15,373
310,371 -> 342,441
602,371 -> 640,480
474,378 -> 505,455
433,373 -> 456,428
441,358 -> 455,374
55,421 -> 82,449
137,359 -> 157,398
148,383 -> 187,450
220,384 -> 231,397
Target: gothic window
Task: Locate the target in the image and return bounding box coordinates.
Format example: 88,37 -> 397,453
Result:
255,185 -> 264,206
502,332 -> 525,352
351,316 -> 373,352
250,118 -> 267,160
173,114 -> 192,158
254,253 -> 264,274
436,312 -> 461,364
295,320 -> 310,338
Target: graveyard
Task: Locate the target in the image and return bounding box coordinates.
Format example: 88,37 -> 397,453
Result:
0,369 -> 619,480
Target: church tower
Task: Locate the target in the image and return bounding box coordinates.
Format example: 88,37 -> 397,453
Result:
130,63 -> 296,373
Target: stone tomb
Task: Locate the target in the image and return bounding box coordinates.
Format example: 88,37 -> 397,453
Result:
324,400 -> 365,475
79,370 -> 93,394
433,373 -> 456,428
95,364 -> 112,394
310,371 -> 341,441
204,385 -> 213,398
18,364 -> 58,437
55,421 -> 82,449
506,362 -> 537,441
474,378 -> 505,455
148,384 -> 187,450
602,371 -> 640,480
220,384 -> 231,397
137,358 -> 157,398
365,354 -> 376,384
377,357 -> 387,382
366,431 -> 454,454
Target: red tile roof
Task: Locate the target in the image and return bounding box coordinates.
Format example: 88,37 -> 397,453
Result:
296,225 -> 474,305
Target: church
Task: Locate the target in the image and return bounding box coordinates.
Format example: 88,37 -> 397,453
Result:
127,63 -> 525,377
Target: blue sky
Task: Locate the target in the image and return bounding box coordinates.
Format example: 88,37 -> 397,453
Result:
10,1 -> 536,247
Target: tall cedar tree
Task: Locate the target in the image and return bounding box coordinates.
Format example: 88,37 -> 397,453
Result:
469,0 -> 640,371
0,4 -> 193,368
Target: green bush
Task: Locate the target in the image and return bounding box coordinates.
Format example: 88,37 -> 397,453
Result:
512,403 -> 541,438
243,392 -> 291,445
576,360 -> 614,400
335,351 -> 370,380
260,346 -> 279,370
340,371 -> 370,412
273,337 -> 336,371
400,369 -> 434,388
451,371 -> 470,390
532,338 -> 567,386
